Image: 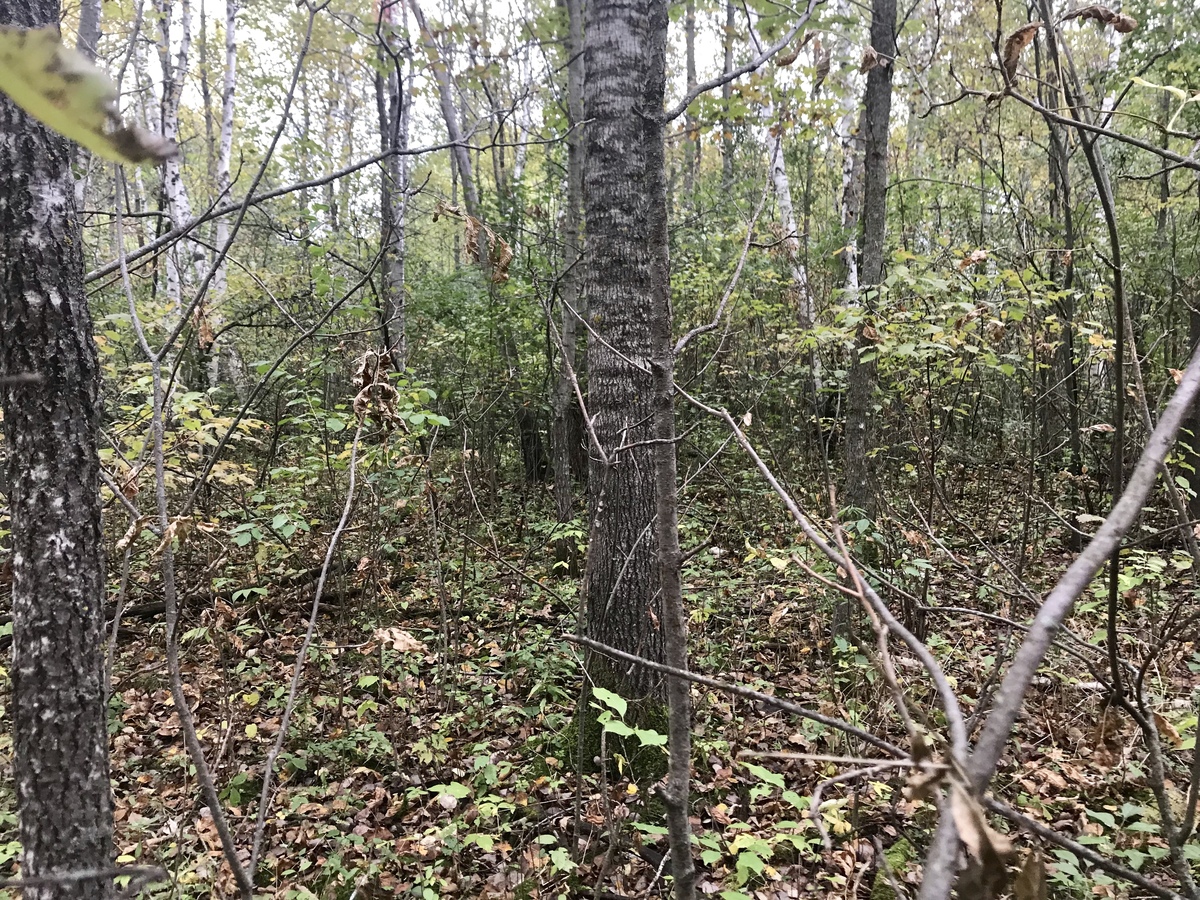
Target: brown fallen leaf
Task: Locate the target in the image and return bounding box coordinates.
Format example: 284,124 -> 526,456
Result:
1014,848 -> 1048,900
950,783 -> 1014,898
1154,711 -> 1184,749
1092,704 -> 1124,770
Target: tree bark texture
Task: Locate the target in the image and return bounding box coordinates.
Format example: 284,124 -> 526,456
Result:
844,0 -> 895,518
0,1 -> 115,896
583,0 -> 670,699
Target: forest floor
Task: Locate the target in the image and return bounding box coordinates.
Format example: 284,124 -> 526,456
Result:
0,500 -> 1196,900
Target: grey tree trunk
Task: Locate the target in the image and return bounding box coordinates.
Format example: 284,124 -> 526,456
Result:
411,0 -> 479,216
76,0 -> 102,59
683,0 -> 698,198
584,3 -> 695,895
844,0 -> 896,519
584,0 -> 670,700
0,2 -> 115,897
377,0 -> 411,373
551,0 -> 586,574
721,0 -> 735,183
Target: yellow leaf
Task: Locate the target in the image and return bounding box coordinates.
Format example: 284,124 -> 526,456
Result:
245,722 -> 258,738
0,25 -> 175,164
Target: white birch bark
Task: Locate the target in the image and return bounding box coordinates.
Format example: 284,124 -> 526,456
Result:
155,0 -> 205,320
748,21 -> 819,388
209,0 -> 245,396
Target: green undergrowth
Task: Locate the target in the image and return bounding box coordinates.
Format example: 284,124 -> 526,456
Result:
0,494 -> 1196,899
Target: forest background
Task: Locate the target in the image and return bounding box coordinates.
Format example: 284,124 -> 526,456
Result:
0,0 -> 1199,897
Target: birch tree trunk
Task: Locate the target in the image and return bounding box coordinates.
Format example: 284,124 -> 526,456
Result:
747,24 -> 816,336
210,0 -> 246,397
0,0 -> 115,894
155,0 -> 204,322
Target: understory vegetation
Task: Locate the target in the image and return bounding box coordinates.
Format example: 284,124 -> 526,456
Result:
0,0 -> 1199,897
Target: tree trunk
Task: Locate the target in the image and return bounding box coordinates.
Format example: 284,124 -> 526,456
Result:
551,0 -> 586,575
585,3 -> 694,894
377,0 -> 411,373
154,0 -> 205,321
584,0 -> 670,700
411,0 -> 479,216
0,2 -> 115,897
844,0 -> 895,520
683,0 -> 698,199
721,0 -> 735,184
210,0 -> 246,397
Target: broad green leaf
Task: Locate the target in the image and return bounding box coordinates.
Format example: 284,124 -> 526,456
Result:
432,781 -> 470,799
740,761 -> 786,789
0,25 -> 175,163
634,728 -> 667,747
602,718 -> 635,738
591,686 -> 627,717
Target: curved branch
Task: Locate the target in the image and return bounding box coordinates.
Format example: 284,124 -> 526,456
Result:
660,0 -> 824,123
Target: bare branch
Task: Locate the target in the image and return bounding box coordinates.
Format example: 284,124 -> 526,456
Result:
660,0 -> 824,123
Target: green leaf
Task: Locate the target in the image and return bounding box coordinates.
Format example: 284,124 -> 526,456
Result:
433,781 -> 470,799
0,25 -> 175,163
548,847 -> 577,871
591,687 -> 627,718
602,718 -> 635,738
740,761 -> 786,789
634,728 -> 668,747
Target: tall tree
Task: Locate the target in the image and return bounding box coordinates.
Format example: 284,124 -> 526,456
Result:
683,0 -> 698,198
583,0 -> 671,700
583,3 -> 695,895
843,0 -> 896,518
0,3 -> 115,898
377,0 -> 412,372
720,0 -> 736,183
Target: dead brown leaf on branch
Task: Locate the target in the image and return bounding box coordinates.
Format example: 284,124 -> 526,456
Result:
1060,5 -> 1138,33
434,199 -> 514,283
774,30 -> 812,67
1002,22 -> 1043,85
